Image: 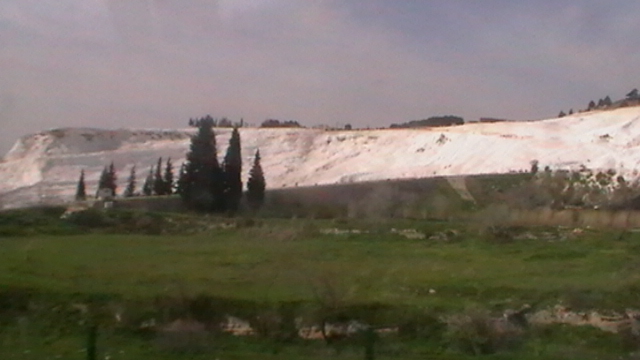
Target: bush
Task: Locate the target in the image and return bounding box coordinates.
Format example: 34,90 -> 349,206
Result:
65,209 -> 113,228
444,307 -> 524,355
397,311 -> 446,342
0,207 -> 80,236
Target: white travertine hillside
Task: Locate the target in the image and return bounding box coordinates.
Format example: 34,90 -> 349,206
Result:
2,107 -> 640,209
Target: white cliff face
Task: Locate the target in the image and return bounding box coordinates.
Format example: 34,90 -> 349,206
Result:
2,107 -> 640,209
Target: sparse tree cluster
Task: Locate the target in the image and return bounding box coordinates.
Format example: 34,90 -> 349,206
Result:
390,115 -> 464,129
179,115 -> 266,213
73,115 -> 267,213
96,162 -> 117,198
188,116 -> 243,128
556,89 -> 640,118
260,119 -> 303,128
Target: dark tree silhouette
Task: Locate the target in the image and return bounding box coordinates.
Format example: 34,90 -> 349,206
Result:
246,149 -> 266,210
153,157 -> 164,195
142,166 -> 154,196
176,163 -> 187,197
181,115 -> 225,211
106,162 -> 117,196
627,89 -> 638,99
558,111 -> 566,118
603,96 -> 612,106
96,166 -> 109,198
568,109 -> 574,115
75,169 -> 87,201
587,100 -> 596,110
163,158 -> 174,195
124,166 -> 136,197
223,127 -> 243,213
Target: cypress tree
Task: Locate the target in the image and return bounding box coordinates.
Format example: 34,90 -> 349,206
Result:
124,166 -> 136,197
176,163 -> 186,197
163,158 -> 174,195
106,162 -> 117,197
96,166 -> 109,198
75,169 -> 87,201
142,166 -> 154,196
153,157 -> 164,195
182,115 -> 224,211
223,127 -> 242,213
246,149 -> 266,210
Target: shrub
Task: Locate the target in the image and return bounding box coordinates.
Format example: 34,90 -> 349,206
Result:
65,209 -> 113,228
444,307 -> 524,355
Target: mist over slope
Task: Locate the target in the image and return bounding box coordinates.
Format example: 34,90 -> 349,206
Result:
2,107 -> 640,209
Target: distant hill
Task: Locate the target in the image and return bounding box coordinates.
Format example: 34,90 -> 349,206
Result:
2,106 -> 640,209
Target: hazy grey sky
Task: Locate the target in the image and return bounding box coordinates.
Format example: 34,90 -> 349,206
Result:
1,0 -> 640,155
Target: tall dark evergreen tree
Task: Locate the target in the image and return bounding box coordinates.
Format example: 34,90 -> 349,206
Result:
223,127 -> 242,213
182,115 -> 225,211
75,169 -> 87,201
153,157 -> 164,195
587,100 -> 596,110
176,163 -> 187,197
603,96 -> 612,106
142,166 -> 154,196
96,166 -> 109,198
246,149 -> 266,210
124,166 -> 136,197
106,162 -> 117,197
163,158 -> 174,195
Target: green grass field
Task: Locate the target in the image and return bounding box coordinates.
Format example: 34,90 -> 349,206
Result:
1,208 -> 640,359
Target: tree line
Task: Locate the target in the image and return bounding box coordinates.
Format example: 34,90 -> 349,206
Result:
75,115 -> 266,212
557,88 -> 640,118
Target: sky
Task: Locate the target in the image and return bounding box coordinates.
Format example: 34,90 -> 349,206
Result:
1,0 -> 640,156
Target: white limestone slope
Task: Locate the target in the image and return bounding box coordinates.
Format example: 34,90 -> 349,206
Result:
2,107 -> 640,209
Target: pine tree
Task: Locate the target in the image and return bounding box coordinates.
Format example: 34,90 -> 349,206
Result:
223,127 -> 242,213
603,96 -> 612,106
597,98 -> 604,108
568,109 -> 573,115
176,163 -> 186,197
75,169 -> 87,201
558,111 -> 566,118
142,166 -> 154,196
106,162 -> 117,197
124,166 -> 136,197
246,149 -> 265,210
163,158 -> 174,195
587,100 -> 596,110
182,115 -> 225,211
153,157 -> 165,195
96,166 -> 109,198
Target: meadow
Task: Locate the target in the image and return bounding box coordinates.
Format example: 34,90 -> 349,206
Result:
1,207 -> 640,359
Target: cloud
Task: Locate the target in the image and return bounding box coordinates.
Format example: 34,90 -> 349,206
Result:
1,0 -> 640,155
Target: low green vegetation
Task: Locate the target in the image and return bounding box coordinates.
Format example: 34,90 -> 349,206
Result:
1,207 -> 640,359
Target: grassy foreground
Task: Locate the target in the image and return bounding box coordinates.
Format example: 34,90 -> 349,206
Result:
1,219 -> 639,307
1,208 -> 640,359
